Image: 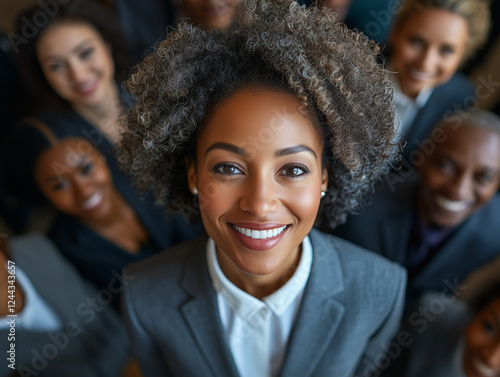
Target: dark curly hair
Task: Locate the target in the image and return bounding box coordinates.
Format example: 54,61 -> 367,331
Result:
13,0 -> 131,113
118,0 -> 398,228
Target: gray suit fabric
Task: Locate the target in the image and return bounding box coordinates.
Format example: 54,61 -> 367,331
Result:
0,233 -> 129,377
123,228 -> 406,377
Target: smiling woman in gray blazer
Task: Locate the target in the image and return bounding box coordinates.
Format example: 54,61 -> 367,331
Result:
118,1 -> 407,376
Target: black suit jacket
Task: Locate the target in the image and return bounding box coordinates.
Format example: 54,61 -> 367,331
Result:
401,73 -> 475,162
333,177 -> 500,308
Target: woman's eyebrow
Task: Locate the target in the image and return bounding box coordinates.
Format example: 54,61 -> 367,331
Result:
44,154 -> 91,183
275,145 -> 317,159
41,38 -> 94,62
205,142 -> 247,157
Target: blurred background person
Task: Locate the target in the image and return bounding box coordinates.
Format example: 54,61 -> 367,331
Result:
387,0 -> 490,163
384,280 -> 500,377
332,109 -> 500,312
0,233 -> 130,377
12,121 -> 200,311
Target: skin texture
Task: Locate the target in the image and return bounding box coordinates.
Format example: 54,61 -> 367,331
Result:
416,125 -> 500,228
187,88 -> 327,299
35,138 -> 115,222
36,21 -> 121,140
463,298 -> 500,377
182,0 -> 240,29
390,8 -> 468,99
34,138 -> 148,252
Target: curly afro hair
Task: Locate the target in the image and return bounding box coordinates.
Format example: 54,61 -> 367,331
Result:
118,0 -> 398,228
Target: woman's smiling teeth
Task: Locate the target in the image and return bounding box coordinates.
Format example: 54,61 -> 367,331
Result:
232,225 -> 287,239
81,191 -> 103,209
435,195 -> 470,212
472,356 -> 500,377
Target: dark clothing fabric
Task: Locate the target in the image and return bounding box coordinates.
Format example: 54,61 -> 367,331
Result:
400,73 -> 475,163
406,211 -> 456,273
332,176 -> 500,312
10,101 -> 203,311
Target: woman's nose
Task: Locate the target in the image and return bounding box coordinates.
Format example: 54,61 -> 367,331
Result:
415,48 -> 438,72
239,176 -> 279,217
68,61 -> 88,83
73,177 -> 95,201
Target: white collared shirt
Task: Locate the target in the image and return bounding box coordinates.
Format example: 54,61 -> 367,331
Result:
390,73 -> 434,139
0,265 -> 61,331
207,236 -> 313,377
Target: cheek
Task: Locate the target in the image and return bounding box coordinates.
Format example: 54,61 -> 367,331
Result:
197,180 -> 233,222
45,190 -> 73,210
287,186 -> 321,222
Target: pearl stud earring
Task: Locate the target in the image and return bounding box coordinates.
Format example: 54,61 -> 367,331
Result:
320,191 -> 326,198
192,187 -> 198,195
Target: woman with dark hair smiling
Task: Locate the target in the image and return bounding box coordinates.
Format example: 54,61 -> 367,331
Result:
119,0 -> 406,376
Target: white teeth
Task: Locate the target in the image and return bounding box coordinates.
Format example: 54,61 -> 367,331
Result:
435,195 -> 470,212
410,69 -> 433,80
233,225 -> 287,239
472,356 -> 498,377
82,191 -> 103,209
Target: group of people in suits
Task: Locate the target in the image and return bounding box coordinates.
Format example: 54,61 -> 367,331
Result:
1,0 -> 499,376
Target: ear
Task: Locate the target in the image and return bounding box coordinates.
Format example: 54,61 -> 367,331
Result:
185,157 -> 197,192
321,166 -> 328,192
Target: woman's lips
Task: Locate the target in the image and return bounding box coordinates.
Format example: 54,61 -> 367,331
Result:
229,222 -> 289,251
73,79 -> 99,95
81,191 -> 104,211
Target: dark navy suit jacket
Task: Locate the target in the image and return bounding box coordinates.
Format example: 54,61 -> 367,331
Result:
401,73 -> 475,162
333,177 -> 500,309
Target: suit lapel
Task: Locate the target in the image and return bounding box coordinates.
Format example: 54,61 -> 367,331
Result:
279,230 -> 346,377
180,243 -> 240,377
411,216 -> 477,292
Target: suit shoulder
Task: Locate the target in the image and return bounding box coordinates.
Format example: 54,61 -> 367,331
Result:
311,229 -> 405,280
127,234 -> 207,274
434,72 -> 474,97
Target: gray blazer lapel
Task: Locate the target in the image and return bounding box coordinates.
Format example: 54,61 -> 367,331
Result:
279,230 -> 345,377
180,245 -> 240,377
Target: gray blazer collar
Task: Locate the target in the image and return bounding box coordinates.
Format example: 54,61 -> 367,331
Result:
180,230 -> 346,377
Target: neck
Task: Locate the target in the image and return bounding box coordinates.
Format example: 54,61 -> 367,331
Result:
216,245 -> 301,300
73,83 -> 122,143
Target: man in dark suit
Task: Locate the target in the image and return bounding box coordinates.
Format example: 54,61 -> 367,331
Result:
333,109 -> 500,311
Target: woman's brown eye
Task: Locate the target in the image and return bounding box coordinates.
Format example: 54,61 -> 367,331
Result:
212,163 -> 243,175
